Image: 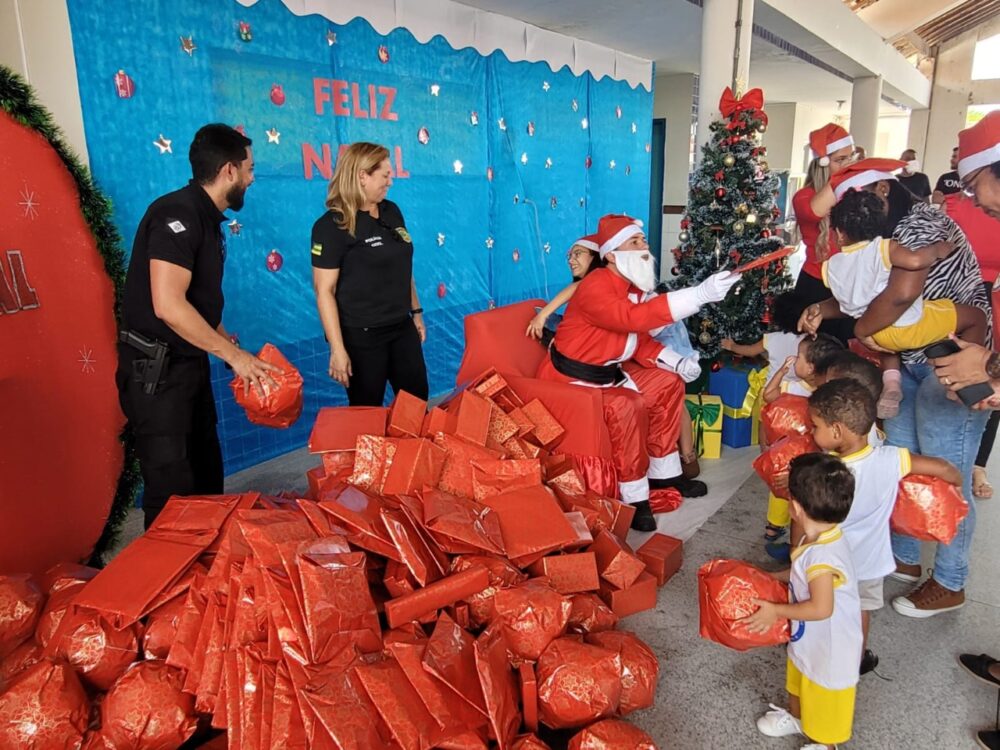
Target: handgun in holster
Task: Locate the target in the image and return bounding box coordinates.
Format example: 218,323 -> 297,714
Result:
119,329 -> 170,395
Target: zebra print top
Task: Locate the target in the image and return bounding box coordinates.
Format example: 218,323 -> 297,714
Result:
893,202 -> 991,364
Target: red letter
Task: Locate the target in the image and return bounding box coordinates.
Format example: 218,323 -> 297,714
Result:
302,143 -> 332,180
0,250 -> 38,313
379,86 -> 398,122
350,82 -> 368,119
312,78 -> 330,116
394,147 -> 409,178
332,80 -> 349,116
368,83 -> 377,119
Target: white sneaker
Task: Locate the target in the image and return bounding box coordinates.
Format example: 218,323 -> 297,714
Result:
756,704 -> 803,737
801,744 -> 834,749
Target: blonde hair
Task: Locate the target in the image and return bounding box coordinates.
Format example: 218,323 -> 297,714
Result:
804,158 -> 833,262
325,142 -> 391,237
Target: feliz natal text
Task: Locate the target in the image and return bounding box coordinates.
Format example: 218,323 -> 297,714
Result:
303,78 -> 408,181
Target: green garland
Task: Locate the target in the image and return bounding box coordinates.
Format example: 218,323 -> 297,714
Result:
0,65 -> 140,562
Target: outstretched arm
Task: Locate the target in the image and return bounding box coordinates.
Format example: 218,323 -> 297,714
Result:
526,282 -> 580,339
909,453 -> 962,486
721,338 -> 766,357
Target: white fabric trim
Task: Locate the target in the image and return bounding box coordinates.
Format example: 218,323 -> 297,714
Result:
237,0 -> 653,90
574,239 -> 599,252
958,144 -> 1000,179
648,451 -> 681,480
826,134 -> 854,154
834,170 -> 897,200
619,476 -> 649,504
599,224 -> 643,257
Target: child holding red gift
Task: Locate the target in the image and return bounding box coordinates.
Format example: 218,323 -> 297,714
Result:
743,452 -> 860,750
721,291 -> 809,394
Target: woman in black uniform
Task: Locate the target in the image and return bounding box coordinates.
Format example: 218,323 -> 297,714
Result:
311,142 -> 428,405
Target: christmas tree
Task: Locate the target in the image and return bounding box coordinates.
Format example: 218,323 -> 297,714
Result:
668,86 -> 791,362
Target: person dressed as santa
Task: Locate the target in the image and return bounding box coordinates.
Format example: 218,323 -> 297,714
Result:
536,213 -> 741,531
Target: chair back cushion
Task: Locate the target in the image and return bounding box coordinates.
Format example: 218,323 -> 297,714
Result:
456,299 -> 547,383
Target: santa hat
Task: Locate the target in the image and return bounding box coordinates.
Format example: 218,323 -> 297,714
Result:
829,158 -> 906,201
571,233 -> 600,253
596,214 -> 643,258
809,123 -> 854,167
958,110 -> 1000,180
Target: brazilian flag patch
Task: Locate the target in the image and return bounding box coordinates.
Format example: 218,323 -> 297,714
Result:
311,242 -> 323,255
396,226 -> 412,244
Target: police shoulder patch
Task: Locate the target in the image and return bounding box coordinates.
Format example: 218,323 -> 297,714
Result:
396,226 -> 412,244
311,242 -> 323,255
167,220 -> 186,233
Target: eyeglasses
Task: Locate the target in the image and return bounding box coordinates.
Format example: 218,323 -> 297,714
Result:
962,168 -> 985,198
567,249 -> 591,260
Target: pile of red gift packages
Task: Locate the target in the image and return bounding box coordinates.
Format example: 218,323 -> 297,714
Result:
0,370 -> 685,749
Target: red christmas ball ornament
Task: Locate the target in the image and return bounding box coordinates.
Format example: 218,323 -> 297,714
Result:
762,309 -> 772,325
270,84 -> 285,106
266,249 -> 283,272
729,250 -> 741,264
680,218 -> 690,230
711,361 -> 722,372
671,266 -> 679,275
715,187 -> 727,199
714,170 -> 725,181
585,155 -> 593,169
437,282 -> 447,298
761,229 -> 772,238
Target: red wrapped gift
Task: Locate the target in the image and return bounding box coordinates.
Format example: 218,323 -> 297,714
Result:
318,484 -> 401,561
636,533 -> 684,586
566,593 -> 619,635
0,640 -> 43,687
536,637 -> 622,729
385,565 -> 490,629
0,659 -> 89,749
567,719 -> 658,750
512,736 -> 550,750
384,559 -> 418,598
698,559 -> 791,651
585,630 -> 658,715
35,580 -> 87,648
481,486 -> 578,564
308,405 -> 387,453
435,434 -> 504,499
142,591 -> 187,660
230,343 -> 304,428
528,553 -> 600,594
891,474 -> 969,543
507,407 -> 537,439
761,394 -> 812,445
98,661 -> 198,749
40,563 -> 99,594
492,578 -> 571,661
382,438 -> 447,496
474,624 -> 520,749
648,487 -> 683,514
521,399 -> 565,447
451,555 -> 527,628
597,572 -> 657,619
422,407 -> 450,438
420,488 -> 505,556
563,512 -> 594,550
544,456 -> 587,495
752,434 -> 819,500
555,490 -> 617,535
472,459 -> 543,501
354,657 -> 444,749
446,391 -> 494,446
591,529 -> 646,591
348,434 -> 397,492
487,405 -> 521,449
470,369 -> 522,406
320,450 -> 355,482
388,390 -> 428,438
0,574 -> 43,659
422,613 -> 488,717
381,506 -> 448,586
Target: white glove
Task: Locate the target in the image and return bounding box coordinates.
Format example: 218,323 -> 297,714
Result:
665,271 -> 742,321
656,348 -> 702,383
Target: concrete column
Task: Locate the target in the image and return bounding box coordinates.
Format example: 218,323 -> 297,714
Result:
922,28 -> 977,183
849,75 -> 882,155
907,108 -> 930,163
759,102 -> 797,173
696,0 -> 754,157
653,73 -> 697,279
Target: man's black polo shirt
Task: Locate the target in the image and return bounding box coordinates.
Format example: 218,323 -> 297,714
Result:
121,181 -> 227,357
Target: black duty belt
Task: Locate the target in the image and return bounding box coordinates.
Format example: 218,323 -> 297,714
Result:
549,344 -> 624,386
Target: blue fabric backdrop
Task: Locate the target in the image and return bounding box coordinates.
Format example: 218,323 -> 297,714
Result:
66,0 -> 653,472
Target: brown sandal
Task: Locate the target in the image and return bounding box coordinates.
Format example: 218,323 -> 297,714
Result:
681,451 -> 700,479
973,466 -> 993,500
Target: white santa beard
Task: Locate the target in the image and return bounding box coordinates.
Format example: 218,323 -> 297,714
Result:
613,252 -> 658,292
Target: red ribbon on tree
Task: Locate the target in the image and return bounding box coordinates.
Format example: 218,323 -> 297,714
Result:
719,86 -> 768,128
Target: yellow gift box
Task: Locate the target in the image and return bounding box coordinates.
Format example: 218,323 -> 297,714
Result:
686,394 -> 723,459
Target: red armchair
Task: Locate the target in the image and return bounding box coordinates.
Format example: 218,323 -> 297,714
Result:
455,299 -> 617,496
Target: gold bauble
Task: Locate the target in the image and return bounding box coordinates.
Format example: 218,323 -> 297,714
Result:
745,213 -> 758,224
699,331 -> 713,344
732,220 -> 745,235
722,154 -> 736,168
736,203 -> 748,215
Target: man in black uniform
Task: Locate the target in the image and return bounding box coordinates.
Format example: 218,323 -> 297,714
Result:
118,124 -> 277,528
932,146 -> 963,205
897,148 -> 932,202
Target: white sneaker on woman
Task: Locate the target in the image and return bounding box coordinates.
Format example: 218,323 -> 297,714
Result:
756,704 -> 803,737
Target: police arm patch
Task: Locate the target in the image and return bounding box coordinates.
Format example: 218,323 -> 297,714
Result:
311,242 -> 323,255
167,220 -> 187,233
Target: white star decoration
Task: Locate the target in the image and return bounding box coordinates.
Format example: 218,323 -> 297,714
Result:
78,348 -> 96,374
326,29 -> 337,46
266,128 -> 281,144
153,135 -> 172,154
228,219 -> 242,235
581,118 -> 588,130
498,118 -> 507,131
631,122 -> 637,134
545,157 -> 553,169
543,242 -> 551,253
453,160 -> 463,174
542,81 -> 550,91
18,186 -> 38,219
485,237 -> 494,249
609,160 -> 616,169
437,233 -> 446,246
430,84 -> 440,96
520,152 -> 528,165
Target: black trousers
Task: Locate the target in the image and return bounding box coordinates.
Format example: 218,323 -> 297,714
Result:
977,280 -> 1000,467
116,346 -> 224,529
794,270 -> 856,345
341,318 -> 429,406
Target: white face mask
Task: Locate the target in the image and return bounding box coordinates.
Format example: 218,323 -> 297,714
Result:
906,159 -> 921,174
611,250 -> 658,292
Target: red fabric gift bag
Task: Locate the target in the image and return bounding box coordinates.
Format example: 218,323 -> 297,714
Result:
230,343 -> 304,428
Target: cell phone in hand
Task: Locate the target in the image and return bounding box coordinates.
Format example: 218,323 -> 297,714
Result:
923,339 -> 960,359
924,339 -> 995,407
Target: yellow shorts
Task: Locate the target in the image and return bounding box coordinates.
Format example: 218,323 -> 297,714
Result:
786,658 -> 856,745
767,492 -> 790,528
870,298 -> 957,352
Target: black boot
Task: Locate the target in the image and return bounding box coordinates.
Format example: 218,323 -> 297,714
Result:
630,500 -> 657,532
860,649 -> 879,675
649,475 -> 708,497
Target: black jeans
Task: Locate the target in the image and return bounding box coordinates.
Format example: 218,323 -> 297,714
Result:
977,280 -> 999,467
116,346 -> 223,528
794,270 -> 856,345
341,318 -> 429,406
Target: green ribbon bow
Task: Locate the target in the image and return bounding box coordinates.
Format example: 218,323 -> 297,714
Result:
686,395 -> 722,457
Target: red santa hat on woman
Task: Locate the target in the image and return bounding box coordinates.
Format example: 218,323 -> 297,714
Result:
828,158 -> 906,200
571,233 -> 600,253
958,110 -> 1000,180
809,123 -> 854,167
596,214 -> 643,258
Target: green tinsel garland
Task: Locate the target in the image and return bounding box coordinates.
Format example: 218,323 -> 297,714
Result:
0,65 -> 140,562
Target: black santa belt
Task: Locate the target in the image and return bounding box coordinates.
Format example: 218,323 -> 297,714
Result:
549,344 -> 625,386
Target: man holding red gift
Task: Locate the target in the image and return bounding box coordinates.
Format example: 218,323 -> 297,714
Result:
536,213 -> 741,530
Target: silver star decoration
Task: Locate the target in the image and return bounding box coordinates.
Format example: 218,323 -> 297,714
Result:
437,233 -> 445,246
430,84 -> 440,96
625,165 -> 632,175
453,160 -> 463,174
581,117 -> 588,130
266,127 -> 281,144
542,81 -> 550,91
485,237 -> 494,249
545,157 -> 553,169
498,117 -> 506,131
645,143 -> 651,153
470,111 -> 479,126
228,219 -> 242,235
609,159 -> 616,169
571,99 -> 579,112
326,29 -> 337,46
520,152 -> 528,165
153,134 -> 172,154
543,242 -> 551,253
579,197 -> 585,207
631,122 -> 637,134
78,347 -> 96,374
18,185 -> 38,219
513,194 -> 520,204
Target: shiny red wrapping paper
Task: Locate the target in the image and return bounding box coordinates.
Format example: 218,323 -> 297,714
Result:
519,661 -> 539,733
0,574 -> 43,659
48,608 -> 140,690
543,456 -> 587,495
348,434 -> 397,493
567,719 -> 659,749
760,394 -> 812,445
445,391 -> 493,446
422,613 -> 488,717
40,563 -> 99,595
141,593 -> 187,661
230,343 -> 304,429
698,559 -> 790,651
96,661 -> 197,750
308,405 -> 387,453
420,488 -> 505,556
636,534 -> 683,587
648,487 -> 683,514
512,736 -> 551,750
381,506 -> 448,586
492,578 -> 572,661
536,637 -> 622,729
474,624 -> 520,749
481,486 -> 578,564
586,630 -> 659,715
450,555 -> 527,628
591,530 -> 646,591
434,434 -> 504,499
0,659 -> 89,749
471,459 -> 543,501
381,439 -> 447,496
891,474 -> 969,543
354,657 -> 444,750
422,407 -> 450,438
528,553 -> 600,594
385,565 -> 490,629
35,580 -> 87,648
317,485 -> 401,561
0,640 -> 43,687
566,593 -> 620,635
487,405 -> 521,449
521,399 -> 565,447
387,390 -> 428,438
752,434 -> 819,500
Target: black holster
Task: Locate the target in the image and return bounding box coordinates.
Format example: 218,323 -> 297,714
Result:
119,329 -> 170,395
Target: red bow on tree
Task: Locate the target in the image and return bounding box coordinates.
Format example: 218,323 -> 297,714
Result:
719,86 -> 768,128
